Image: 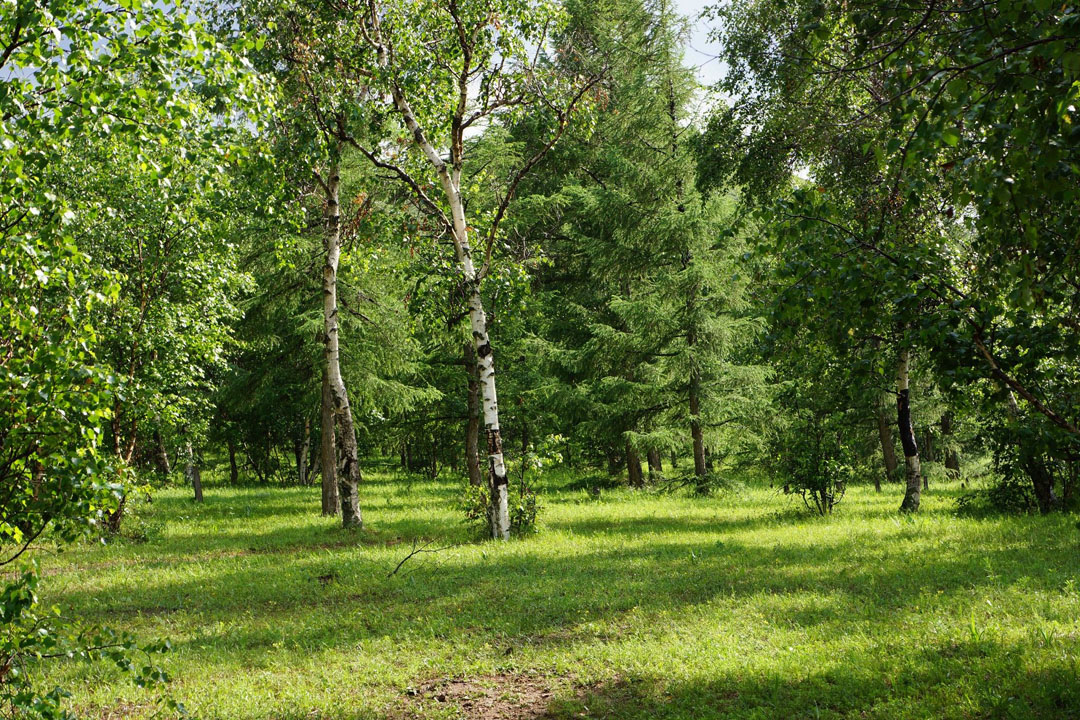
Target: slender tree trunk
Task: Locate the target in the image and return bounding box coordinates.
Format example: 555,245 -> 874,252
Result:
321,158 -> 362,528
690,371 -> 707,478
186,440 -> 203,503
874,393 -> 896,492
321,372 -> 339,517
670,451 -> 678,468
297,418 -> 311,486
1026,457 -> 1058,514
382,64 -> 511,538
896,349 -> 922,512
469,279 -> 511,539
941,411 -> 960,479
224,439 -> 237,485
430,435 -> 438,480
432,169 -> 509,537
647,448 -> 662,483
626,441 -> 644,488
153,428 -> 170,476
1005,390 -> 1059,513
464,342 -> 483,487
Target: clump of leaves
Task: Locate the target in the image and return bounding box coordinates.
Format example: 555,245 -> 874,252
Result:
460,482 -> 544,537
955,475 -> 1038,517
459,483 -> 490,532
689,472 -> 745,497
1,566 -> 183,720
509,487 -> 542,535
771,415 -> 850,515
117,491 -> 166,544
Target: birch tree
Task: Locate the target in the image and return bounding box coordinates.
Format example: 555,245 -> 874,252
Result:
231,0 -> 380,526
336,0 -> 600,538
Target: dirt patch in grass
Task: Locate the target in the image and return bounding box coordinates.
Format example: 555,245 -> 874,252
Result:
397,673 -> 583,720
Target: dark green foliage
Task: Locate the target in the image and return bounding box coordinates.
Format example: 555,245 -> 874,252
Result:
702,0 -> 1080,510
772,415 -> 851,516
955,475 -> 1038,517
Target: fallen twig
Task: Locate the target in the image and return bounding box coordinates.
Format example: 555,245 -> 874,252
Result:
386,539 -> 460,578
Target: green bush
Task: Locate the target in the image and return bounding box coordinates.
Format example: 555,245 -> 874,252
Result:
459,482 -> 543,536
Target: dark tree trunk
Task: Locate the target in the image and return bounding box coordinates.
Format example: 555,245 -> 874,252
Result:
896,350 -> 923,512
106,496 -> 126,533
626,442 -> 644,488
941,412 -> 961,479
690,367 -> 706,479
297,418 -> 311,486
519,419 -> 530,493
430,435 -> 438,480
228,439 -> 239,485
1004,390 -> 1059,513
186,440 -> 203,503
1027,459 -> 1059,514
875,394 -> 896,492
647,448 -> 662,483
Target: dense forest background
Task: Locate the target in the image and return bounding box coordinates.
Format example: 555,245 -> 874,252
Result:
1,0 -> 1078,717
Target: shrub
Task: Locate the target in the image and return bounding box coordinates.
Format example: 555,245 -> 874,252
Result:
1,567 -> 182,720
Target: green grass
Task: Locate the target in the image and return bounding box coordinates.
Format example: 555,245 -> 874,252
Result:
38,463 -> 1080,719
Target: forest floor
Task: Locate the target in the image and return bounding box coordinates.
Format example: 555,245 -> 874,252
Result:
39,463 -> 1080,719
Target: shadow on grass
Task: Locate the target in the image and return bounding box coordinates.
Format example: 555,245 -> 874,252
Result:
61,515 -> 1076,652
50,475 -> 1080,719
540,640 -> 1080,719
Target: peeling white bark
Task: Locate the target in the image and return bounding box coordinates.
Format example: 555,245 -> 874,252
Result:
321,158 -> 362,528
369,26 -> 511,539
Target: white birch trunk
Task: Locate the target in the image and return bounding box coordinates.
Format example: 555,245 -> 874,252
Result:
378,76 -> 511,538
321,158 -> 363,528
896,349 -> 922,512
456,217 -> 510,538
320,370 -> 340,515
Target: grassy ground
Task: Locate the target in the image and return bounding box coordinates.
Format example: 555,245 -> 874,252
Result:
37,463 -> 1080,719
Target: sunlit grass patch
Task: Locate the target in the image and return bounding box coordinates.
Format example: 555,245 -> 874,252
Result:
42,467 -> 1080,719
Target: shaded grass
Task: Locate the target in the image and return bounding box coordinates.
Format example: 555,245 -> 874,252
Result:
39,466 -> 1080,719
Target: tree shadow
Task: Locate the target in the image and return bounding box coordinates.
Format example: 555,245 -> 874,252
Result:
45,479 -> 1080,719
542,637 -> 1080,719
